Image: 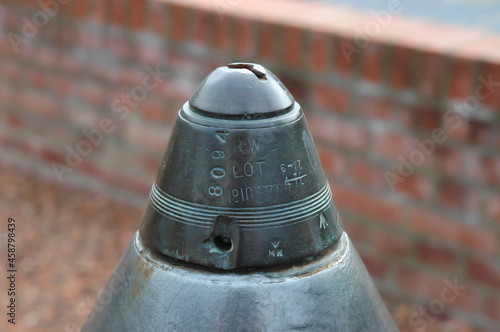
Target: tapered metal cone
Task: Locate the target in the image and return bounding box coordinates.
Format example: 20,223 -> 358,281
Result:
83,63 -> 398,331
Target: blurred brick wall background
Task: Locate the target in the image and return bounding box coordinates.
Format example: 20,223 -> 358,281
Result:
0,0 -> 499,330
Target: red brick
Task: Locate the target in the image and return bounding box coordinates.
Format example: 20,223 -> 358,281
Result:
147,1 -> 165,35
18,44 -> 38,64
342,217 -> 369,243
410,208 -> 496,253
192,10 -> 210,43
94,0 -> 108,23
0,81 -> 14,104
28,70 -> 47,89
487,193 -> 500,224
78,27 -> 100,52
362,42 -> 384,83
0,136 -> 32,155
137,42 -> 162,66
131,0 -> 146,29
480,61 -> 500,110
467,259 -> 500,288
89,63 -> 117,85
57,0 -> 73,16
456,151 -> 477,184
357,96 -> 393,120
334,37 -> 357,75
397,268 -> 444,299
142,100 -> 165,122
462,150 -> 482,183
123,121 -> 171,154
41,149 -> 64,164
66,106 -> 100,128
278,74 -> 307,101
79,159 -> 101,178
449,58 -> 474,99
459,228 -> 497,253
350,159 -> 384,188
390,46 -> 413,90
418,51 -> 445,98
451,287 -> 480,312
442,113 -> 471,142
116,67 -> 145,87
312,84 -> 349,113
480,155 -> 500,185
316,147 -> 346,177
236,19 -> 253,57
111,0 -> 127,26
46,126 -> 73,144
1,8 -> 19,34
284,26 -> 303,67
411,107 -> 442,132
74,0 -> 87,19
59,26 -> 79,49
109,36 -> 137,61
157,75 -> 192,103
19,91 -> 59,117
468,120 -> 492,145
307,113 -> 368,151
387,104 -> 412,126
390,104 -> 419,127
214,14 -> 231,51
374,229 -> 411,257
359,252 -> 388,278
434,147 -> 463,178
257,22 -> 276,60
79,161 -> 152,196
309,32 -> 329,72
393,174 -> 433,200
35,46 -> 59,69
7,114 -> 23,128
438,180 -> 468,208
373,131 -> 415,159
417,242 -> 457,270
0,60 -> 22,83
170,5 -> 188,42
116,174 -> 151,196
132,151 -> 162,174
0,36 -> 12,57
164,103 -> 181,125
59,54 -> 85,75
486,294 -> 500,321
332,185 -> 402,224
81,81 -> 106,108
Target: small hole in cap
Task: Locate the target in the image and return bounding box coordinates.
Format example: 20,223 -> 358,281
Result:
227,63 -> 267,80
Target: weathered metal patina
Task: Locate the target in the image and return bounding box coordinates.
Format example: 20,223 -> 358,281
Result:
83,63 -> 398,331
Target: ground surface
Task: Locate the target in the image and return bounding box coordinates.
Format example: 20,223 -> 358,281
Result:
0,163 -> 486,331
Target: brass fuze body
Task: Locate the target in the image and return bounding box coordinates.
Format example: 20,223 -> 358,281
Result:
83,63 -> 398,331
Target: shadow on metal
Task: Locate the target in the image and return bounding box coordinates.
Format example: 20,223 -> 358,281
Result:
82,63 -> 398,332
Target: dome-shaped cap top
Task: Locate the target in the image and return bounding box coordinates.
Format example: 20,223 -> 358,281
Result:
189,63 -> 294,119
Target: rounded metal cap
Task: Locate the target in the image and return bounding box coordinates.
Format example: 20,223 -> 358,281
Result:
139,63 -> 343,270
189,63 -> 294,119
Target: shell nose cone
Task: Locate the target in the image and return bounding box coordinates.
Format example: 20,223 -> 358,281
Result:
139,62 -> 343,270
189,63 -> 294,118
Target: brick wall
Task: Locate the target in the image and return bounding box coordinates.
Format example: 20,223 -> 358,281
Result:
1,0 -> 499,329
